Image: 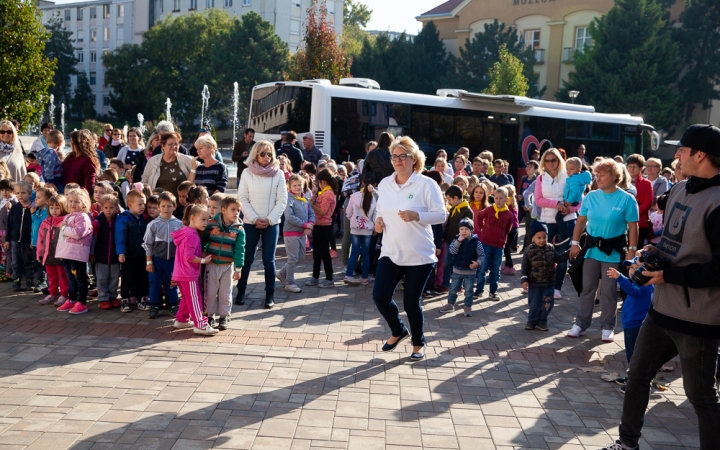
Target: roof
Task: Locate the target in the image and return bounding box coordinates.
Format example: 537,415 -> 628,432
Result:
418,0 -> 464,18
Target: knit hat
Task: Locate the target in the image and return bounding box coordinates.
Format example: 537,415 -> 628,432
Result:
530,221 -> 548,239
458,218 -> 474,231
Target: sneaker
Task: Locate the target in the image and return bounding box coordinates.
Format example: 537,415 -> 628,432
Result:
25,280 -> 35,291
567,324 -> 586,338
98,301 -> 112,310
525,322 -> 536,330
57,300 -> 76,312
319,280 -> 335,288
501,266 -> 515,275
619,386 -> 626,394
554,289 -> 562,299
600,440 -> 637,450
330,250 -> 338,259
173,320 -> 193,329
488,292 -> 499,301
33,285 -> 42,293
136,301 -> 150,311
284,283 -> 302,293
120,299 -> 131,313
361,278 -> 370,285
602,329 -> 615,342
276,271 -> 287,287
110,299 -> 121,308
39,295 -> 58,305
12,280 -> 24,292
149,306 -> 159,319
218,317 -> 228,331
473,291 -> 482,299
306,278 -> 319,287
69,302 -> 88,315
169,305 -> 179,317
537,322 -> 549,331
88,289 -> 98,298
343,276 -> 361,287
194,324 -> 219,335
55,296 -> 68,307
438,303 -> 455,314
463,307 -> 472,317
615,376 -> 628,386
208,317 -> 216,328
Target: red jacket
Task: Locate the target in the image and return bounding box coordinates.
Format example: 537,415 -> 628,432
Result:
477,205 -> 513,249
62,154 -> 97,193
634,176 -> 653,228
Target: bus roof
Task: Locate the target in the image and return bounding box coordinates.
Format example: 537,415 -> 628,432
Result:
253,81 -> 648,128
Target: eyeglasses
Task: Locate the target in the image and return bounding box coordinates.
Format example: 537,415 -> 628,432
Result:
259,152 -> 272,158
545,159 -> 559,164
0,130 -> 12,135
104,129 -> 112,132
391,153 -> 412,161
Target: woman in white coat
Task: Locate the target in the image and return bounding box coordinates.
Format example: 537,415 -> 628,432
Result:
0,120 -> 28,182
236,141 -> 288,309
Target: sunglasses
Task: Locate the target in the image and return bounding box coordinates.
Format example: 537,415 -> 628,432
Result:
390,153 -> 412,161
0,130 -> 12,135
259,152 -> 272,158
545,159 -> 559,163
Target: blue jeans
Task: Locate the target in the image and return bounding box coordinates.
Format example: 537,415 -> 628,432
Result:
346,234 -> 372,279
527,284 -> 554,325
372,257 -> 433,347
624,327 -> 640,364
149,256 -> 178,307
10,241 -> 34,283
63,259 -> 88,305
476,243 -> 503,294
543,219 -> 576,290
441,247 -> 455,287
448,272 -> 475,308
238,223 -> 279,293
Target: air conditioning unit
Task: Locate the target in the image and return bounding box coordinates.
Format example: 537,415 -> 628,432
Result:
339,78 -> 381,89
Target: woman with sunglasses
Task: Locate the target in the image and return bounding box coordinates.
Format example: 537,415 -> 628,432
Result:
103,128 -> 125,159
533,148 -> 577,299
236,141 -> 288,309
0,120 -> 28,181
373,136 -> 447,361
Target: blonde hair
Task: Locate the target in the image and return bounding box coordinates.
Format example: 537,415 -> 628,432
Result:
566,157 -> 582,169
434,158 -> 448,170
617,163 -> 633,190
99,194 -> 120,208
47,194 -> 68,215
0,161 -> 10,180
538,148 -> 567,179
0,120 -> 22,152
24,172 -> 40,189
65,188 -> 92,212
494,186 -> 509,199
504,185 -> 517,209
646,157 -> 662,169
479,150 -> 494,162
594,158 -> 623,186
389,136 -> 425,173
195,134 -> 218,152
245,141 -> 278,168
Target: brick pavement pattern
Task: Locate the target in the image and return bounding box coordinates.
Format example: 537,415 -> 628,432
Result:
0,225 -> 700,449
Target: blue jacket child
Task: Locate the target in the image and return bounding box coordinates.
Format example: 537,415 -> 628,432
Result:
115,208 -> 149,305
610,258 -> 654,365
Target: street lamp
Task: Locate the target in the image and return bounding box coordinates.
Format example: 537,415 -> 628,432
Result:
569,90 -> 580,104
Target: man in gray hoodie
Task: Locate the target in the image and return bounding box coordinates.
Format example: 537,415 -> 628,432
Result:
604,124 -> 720,450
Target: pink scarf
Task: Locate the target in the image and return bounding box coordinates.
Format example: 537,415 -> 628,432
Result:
248,161 -> 279,178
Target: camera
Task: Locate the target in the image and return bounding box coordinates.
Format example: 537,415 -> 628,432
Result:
630,251 -> 668,286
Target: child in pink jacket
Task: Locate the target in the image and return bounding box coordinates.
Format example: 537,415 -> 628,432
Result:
55,188 -> 94,315
309,169 -> 337,287
171,204 -> 217,336
36,194 -> 70,306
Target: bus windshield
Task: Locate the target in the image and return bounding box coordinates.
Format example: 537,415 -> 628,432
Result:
250,85 -> 312,134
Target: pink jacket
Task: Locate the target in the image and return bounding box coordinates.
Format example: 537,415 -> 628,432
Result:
36,215 -> 65,265
313,189 -> 336,227
171,226 -> 202,282
55,212 -> 93,262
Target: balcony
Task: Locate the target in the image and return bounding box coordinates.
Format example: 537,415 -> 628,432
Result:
562,47 -> 573,63
534,49 -> 545,65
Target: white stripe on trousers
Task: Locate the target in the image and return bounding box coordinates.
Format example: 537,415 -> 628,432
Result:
189,281 -> 204,328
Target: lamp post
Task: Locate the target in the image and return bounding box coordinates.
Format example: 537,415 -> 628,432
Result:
569,90 -> 580,104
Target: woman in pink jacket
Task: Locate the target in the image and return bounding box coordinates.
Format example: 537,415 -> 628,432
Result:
308,169 -> 337,288
55,188 -> 94,315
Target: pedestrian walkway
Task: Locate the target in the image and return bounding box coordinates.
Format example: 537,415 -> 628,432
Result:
0,243 -> 698,449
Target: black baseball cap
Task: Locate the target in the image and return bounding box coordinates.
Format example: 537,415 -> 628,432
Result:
665,124 -> 720,156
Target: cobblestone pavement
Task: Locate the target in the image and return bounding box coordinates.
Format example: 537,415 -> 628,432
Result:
0,236 -> 699,449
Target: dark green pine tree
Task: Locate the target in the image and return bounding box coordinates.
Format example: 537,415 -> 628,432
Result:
449,20 -> 543,98
44,15 -> 79,120
411,21 -> 450,95
673,0 -> 720,121
558,0 -> 681,131
71,72 -> 95,120
351,33 -> 394,90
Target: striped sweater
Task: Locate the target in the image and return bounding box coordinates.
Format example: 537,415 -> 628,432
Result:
201,213 -> 246,267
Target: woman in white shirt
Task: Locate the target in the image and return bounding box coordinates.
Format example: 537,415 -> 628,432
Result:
374,136 -> 447,361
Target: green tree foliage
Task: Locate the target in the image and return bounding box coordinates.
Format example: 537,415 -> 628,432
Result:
71,72 -> 95,120
558,0 -> 681,130
81,119 -> 105,137
449,20 -> 543,98
44,15 -> 79,121
343,0 -> 372,28
287,1 -> 351,84
103,10 -> 288,126
0,0 -> 56,130
484,44 -> 529,96
673,0 -> 720,120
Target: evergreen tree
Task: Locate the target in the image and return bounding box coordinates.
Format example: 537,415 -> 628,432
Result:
71,72 -> 95,120
0,0 -> 55,129
44,15 -> 79,121
484,44 -> 529,96
450,20 -> 543,98
343,0 -> 372,28
558,0 -> 681,131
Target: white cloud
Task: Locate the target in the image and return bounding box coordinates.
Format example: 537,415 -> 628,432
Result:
361,0 -> 440,34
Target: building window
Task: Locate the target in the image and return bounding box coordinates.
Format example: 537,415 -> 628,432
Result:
207,0 -> 215,7
116,27 -> 123,40
225,0 -> 233,7
90,72 -> 97,85
64,9 -> 71,21
159,0 -> 164,13
104,27 -> 110,41
291,1 -> 300,7
77,7 -> 83,20
243,0 -> 251,5
103,96 -> 110,106
575,27 -> 592,51
103,4 -> 111,18
523,30 -> 540,51
190,0 -> 197,9
90,7 -> 97,18
78,52 -> 84,63
76,30 -> 83,43
91,29 -> 97,41
173,0 -> 180,11
290,19 -> 300,35
90,51 -> 97,62
118,4 -> 125,17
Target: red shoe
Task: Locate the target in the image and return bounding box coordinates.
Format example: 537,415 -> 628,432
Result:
110,299 -> 120,308
88,289 -> 98,298
69,302 -> 88,315
57,300 -> 76,312
98,301 -> 112,310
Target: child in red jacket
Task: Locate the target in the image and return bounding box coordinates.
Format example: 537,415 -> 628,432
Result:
308,169 -> 337,288
475,186 -> 513,300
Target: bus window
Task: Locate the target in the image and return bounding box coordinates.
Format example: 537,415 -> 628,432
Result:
250,85 -> 312,134
624,135 -> 637,156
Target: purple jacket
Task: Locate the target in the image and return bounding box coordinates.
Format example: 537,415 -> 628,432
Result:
171,226 -> 202,282
55,212 -> 93,262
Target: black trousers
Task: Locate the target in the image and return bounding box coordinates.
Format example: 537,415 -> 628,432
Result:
121,255 -> 149,299
312,225 -> 333,280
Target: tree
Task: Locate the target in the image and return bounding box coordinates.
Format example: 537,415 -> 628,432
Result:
343,0 -> 372,28
44,15 -> 79,121
0,0 -> 55,129
673,0 -> 720,121
558,0 -> 681,131
484,44 -> 529,96
71,72 -> 95,120
286,1 -> 352,84
449,20 -> 543,98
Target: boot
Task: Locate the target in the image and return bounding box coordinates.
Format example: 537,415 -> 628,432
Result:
234,288 -> 245,306
264,291 -> 274,309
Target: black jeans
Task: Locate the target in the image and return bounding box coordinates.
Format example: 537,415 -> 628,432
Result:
504,227 -> 518,267
63,259 -> 89,305
312,225 -> 333,280
619,317 -> 720,448
372,257 -> 434,347
121,255 -> 149,299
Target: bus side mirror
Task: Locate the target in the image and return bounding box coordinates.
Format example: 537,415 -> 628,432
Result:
650,131 -> 660,151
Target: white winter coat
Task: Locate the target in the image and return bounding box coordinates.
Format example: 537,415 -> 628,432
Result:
237,169 -> 288,226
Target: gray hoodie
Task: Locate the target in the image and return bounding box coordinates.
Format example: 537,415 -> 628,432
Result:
283,193 -> 316,235
142,215 -> 183,260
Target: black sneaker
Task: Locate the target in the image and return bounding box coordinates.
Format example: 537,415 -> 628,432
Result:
26,280 -> 35,291
41,287 -> 50,295
525,322 -> 536,330
265,292 -> 275,309
149,306 -> 159,319
537,322 -> 549,331
615,376 -> 628,386
208,317 -> 216,328
120,299 -> 131,313
218,317 -> 228,331
488,292 -> 499,301
12,280 -> 22,291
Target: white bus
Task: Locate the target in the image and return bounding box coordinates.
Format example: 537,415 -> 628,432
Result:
248,78 -> 659,174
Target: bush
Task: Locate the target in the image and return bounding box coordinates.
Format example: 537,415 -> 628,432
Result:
81,119 -> 105,137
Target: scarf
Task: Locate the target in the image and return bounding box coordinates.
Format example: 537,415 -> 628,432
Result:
293,195 -> 307,203
493,203 -> 509,219
451,200 -> 469,217
0,142 -> 14,156
111,139 -> 122,146
248,161 -> 279,178
318,185 -> 333,197
470,201 -> 483,210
